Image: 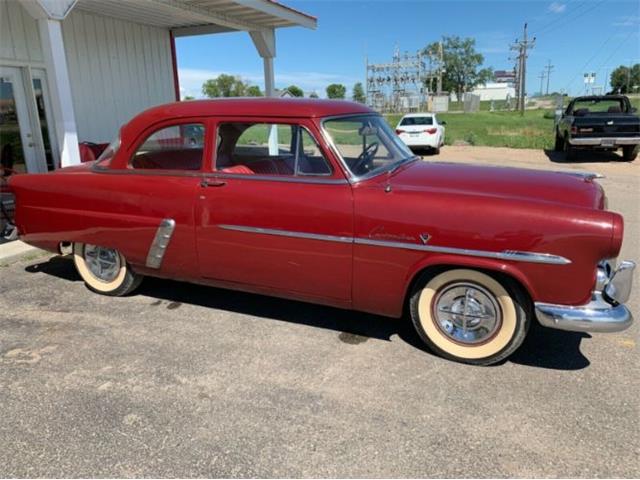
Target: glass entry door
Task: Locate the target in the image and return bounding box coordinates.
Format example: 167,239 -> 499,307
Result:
0,66 -> 49,175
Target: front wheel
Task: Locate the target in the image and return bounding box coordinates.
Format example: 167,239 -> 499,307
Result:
73,243 -> 143,296
409,269 -> 530,365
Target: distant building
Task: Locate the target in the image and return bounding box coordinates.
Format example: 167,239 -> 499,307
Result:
494,70 -> 516,85
450,82 -> 516,102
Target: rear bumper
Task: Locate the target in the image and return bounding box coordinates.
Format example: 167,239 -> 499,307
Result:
400,135 -> 440,148
569,136 -> 640,147
534,260 -> 635,333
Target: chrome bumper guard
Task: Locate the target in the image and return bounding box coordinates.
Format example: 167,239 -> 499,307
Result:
569,137 -> 640,147
535,260 -> 635,333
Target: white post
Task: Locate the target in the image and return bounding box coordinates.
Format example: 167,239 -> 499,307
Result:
38,18 -> 80,167
250,29 -> 278,155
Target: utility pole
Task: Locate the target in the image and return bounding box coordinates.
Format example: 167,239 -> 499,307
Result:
437,40 -> 443,94
538,71 -> 546,97
544,60 -> 554,95
510,23 -> 536,115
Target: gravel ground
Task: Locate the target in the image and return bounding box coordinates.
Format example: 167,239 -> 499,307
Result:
0,146 -> 638,478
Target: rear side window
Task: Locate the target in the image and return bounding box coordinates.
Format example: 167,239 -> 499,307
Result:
400,116 -> 433,126
130,123 -> 205,170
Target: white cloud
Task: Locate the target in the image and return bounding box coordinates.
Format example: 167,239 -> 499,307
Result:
177,67 -> 359,99
548,2 -> 566,14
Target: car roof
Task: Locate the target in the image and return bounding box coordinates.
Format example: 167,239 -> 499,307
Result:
132,98 -> 374,122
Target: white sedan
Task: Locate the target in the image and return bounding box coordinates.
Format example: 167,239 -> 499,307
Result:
395,113 -> 446,154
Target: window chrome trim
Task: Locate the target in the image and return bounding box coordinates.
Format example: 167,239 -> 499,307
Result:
210,172 -> 349,185
217,224 -> 571,265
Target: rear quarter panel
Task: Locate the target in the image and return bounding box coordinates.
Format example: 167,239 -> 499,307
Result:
10,169 -> 200,279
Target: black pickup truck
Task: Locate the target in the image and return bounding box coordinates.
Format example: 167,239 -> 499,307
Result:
555,95 -> 640,161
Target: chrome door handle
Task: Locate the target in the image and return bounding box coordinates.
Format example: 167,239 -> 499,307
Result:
200,178 -> 226,188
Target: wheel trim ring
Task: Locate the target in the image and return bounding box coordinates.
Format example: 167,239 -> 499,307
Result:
430,280 -> 504,347
73,243 -> 128,293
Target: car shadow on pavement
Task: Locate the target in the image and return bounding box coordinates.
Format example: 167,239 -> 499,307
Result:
544,149 -> 626,164
26,255 -> 591,370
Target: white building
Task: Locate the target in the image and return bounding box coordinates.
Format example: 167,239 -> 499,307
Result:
0,0 -> 316,174
449,82 -> 516,102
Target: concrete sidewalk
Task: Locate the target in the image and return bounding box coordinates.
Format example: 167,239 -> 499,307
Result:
0,240 -> 41,264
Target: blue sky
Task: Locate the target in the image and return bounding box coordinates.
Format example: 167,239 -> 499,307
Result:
175,0 -> 639,99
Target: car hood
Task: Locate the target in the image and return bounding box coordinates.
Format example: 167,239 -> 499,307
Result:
388,160 -> 605,209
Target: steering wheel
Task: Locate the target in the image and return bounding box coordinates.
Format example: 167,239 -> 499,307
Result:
352,141 -> 379,174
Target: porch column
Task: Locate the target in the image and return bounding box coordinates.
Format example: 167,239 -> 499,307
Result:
37,18 -> 80,167
250,29 -> 278,154
20,0 -> 80,168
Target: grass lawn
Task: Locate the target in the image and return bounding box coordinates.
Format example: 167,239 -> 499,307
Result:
385,109 -> 557,149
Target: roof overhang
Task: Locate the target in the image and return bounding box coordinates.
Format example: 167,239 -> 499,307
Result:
74,0 -> 317,36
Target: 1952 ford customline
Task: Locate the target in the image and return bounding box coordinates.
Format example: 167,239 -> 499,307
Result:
9,98 -> 635,365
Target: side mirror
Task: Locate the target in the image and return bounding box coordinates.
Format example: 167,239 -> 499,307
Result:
440,121 -> 447,125
632,107 -> 638,113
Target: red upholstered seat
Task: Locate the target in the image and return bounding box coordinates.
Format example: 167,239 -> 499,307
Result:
79,143 -> 96,163
221,165 -> 255,175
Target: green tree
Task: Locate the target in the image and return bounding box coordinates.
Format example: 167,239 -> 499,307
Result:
246,85 -> 263,97
182,95 -> 195,101
286,85 -> 304,97
326,83 -> 346,99
352,82 -> 366,103
423,36 -> 492,101
309,91 -> 319,99
202,74 -> 247,97
610,64 -> 640,94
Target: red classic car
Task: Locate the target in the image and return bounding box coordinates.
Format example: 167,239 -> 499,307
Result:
9,98 -> 635,365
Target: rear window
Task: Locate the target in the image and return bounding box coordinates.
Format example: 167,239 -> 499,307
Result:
400,116 -> 434,126
572,99 -> 625,115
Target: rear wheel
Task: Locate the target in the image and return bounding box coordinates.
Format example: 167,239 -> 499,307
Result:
563,134 -> 575,161
73,243 -> 143,296
622,145 -> 638,162
554,130 -> 563,151
409,269 -> 530,365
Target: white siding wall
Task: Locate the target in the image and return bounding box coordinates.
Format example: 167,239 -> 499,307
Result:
0,0 -> 44,64
0,2 -> 176,143
63,9 -> 175,142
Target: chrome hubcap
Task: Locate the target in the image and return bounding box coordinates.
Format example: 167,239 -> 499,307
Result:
83,244 -> 120,282
433,282 -> 501,344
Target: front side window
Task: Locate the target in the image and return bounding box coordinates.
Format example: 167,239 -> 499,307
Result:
324,115 -> 415,178
216,123 -> 331,176
130,123 -> 204,170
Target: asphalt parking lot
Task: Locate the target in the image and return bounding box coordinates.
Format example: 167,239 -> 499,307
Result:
1,147 -> 638,477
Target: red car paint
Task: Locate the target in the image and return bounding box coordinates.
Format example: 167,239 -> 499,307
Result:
9,99 -> 624,318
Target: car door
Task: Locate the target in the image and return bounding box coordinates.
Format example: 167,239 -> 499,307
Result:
194,118 -> 354,305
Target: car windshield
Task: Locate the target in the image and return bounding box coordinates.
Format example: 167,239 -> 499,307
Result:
400,116 -> 434,126
323,115 -> 415,178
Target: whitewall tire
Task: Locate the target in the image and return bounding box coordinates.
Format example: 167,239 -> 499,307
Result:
73,243 -> 143,296
409,268 -> 530,365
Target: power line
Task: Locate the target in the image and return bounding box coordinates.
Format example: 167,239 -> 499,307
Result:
564,31 -> 616,92
529,0 -> 589,37
532,0 -> 606,37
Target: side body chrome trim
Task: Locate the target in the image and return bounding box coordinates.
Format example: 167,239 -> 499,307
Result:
217,224 -> 571,265
146,218 -> 176,268
218,224 -> 352,243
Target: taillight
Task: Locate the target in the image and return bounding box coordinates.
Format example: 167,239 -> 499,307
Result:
571,126 -> 578,134
425,128 -> 437,134
395,129 -> 405,135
